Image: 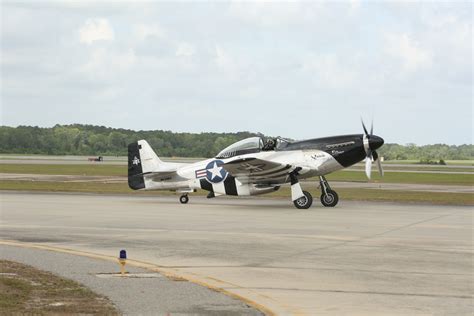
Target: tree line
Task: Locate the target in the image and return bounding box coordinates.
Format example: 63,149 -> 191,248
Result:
378,143 -> 472,161
0,124 -> 257,157
0,124 -> 472,160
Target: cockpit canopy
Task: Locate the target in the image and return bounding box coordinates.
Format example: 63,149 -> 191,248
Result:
216,137 -> 263,159
216,136 -> 292,159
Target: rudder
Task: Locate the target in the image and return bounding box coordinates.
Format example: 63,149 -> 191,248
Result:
128,142 -> 145,190
127,140 -> 171,190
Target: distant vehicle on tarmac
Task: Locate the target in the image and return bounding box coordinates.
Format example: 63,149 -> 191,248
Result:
88,156 -> 103,162
127,121 -> 384,209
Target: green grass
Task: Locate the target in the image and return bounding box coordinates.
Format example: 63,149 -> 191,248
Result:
324,170 -> 473,186
0,260 -> 119,314
320,188 -> 472,205
444,160 -> 474,165
348,165 -> 472,172
267,187 -> 473,206
1,180 -> 472,206
0,277 -> 31,309
1,163 -> 473,185
384,160 -> 473,166
0,180 -> 144,194
0,164 -> 125,176
0,180 -> 201,196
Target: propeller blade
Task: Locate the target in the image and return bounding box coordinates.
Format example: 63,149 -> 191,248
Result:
362,117 -> 381,179
365,155 -> 372,179
363,134 -> 370,155
361,119 -> 369,136
372,150 -> 378,161
376,157 -> 384,177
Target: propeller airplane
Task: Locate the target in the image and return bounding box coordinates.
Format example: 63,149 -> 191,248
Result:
128,121 -> 384,209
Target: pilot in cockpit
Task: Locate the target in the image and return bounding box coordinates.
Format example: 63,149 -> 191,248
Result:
262,138 -> 277,151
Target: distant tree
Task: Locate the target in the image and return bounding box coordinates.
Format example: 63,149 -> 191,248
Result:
0,124 -> 472,159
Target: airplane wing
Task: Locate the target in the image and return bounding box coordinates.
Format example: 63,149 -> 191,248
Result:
222,158 -> 293,184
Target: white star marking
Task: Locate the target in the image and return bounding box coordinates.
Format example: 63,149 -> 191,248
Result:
132,156 -> 140,165
208,162 -> 223,180
241,163 -> 265,172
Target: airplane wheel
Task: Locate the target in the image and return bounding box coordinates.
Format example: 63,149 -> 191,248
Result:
321,190 -> 338,207
179,195 -> 189,204
294,191 -> 313,209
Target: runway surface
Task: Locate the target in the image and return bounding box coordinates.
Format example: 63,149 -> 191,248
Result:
1,192 -> 472,315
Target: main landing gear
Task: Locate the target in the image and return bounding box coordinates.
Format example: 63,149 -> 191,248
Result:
291,171 -> 339,209
179,194 -> 189,204
293,191 -> 313,209
290,168 -> 313,209
319,176 -> 339,207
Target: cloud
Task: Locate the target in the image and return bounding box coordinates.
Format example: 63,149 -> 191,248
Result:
79,18 -> 114,44
349,0 -> 361,10
134,23 -> 165,41
383,32 -> 433,72
229,1 -> 308,27
301,53 -> 356,88
2,1 -> 471,144
214,45 -> 234,69
175,42 -> 195,57
81,47 -> 136,79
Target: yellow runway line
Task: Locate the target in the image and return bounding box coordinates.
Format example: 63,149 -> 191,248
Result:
0,239 -> 306,316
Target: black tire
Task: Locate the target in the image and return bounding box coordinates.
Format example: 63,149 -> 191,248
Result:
179,195 -> 189,204
320,190 -> 338,207
293,191 -> 313,209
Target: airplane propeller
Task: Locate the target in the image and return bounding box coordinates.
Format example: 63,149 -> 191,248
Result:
361,119 -> 384,179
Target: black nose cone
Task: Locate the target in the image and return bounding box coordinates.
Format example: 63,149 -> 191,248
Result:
370,135 -> 384,150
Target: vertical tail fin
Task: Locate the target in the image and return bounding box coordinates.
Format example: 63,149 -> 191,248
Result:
128,140 -> 162,190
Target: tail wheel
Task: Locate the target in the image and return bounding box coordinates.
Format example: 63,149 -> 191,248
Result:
179,195 -> 189,204
294,191 -> 313,209
321,190 -> 338,207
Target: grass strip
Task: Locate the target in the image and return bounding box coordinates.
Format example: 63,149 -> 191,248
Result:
0,164 -> 124,176
347,166 -> 472,172
1,180 -> 472,206
1,163 -> 473,185
325,171 -> 473,186
384,160 -> 474,166
0,260 -> 118,315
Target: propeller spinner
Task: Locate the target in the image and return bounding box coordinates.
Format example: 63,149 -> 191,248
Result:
361,119 -> 384,179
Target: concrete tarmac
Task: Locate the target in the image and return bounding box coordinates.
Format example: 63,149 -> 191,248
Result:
0,192 -> 472,315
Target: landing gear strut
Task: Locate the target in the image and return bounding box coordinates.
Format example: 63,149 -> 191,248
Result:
319,176 -> 339,207
290,168 -> 313,209
179,194 -> 189,204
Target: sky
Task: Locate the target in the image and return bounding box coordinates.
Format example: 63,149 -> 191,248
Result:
1,0 -> 472,145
